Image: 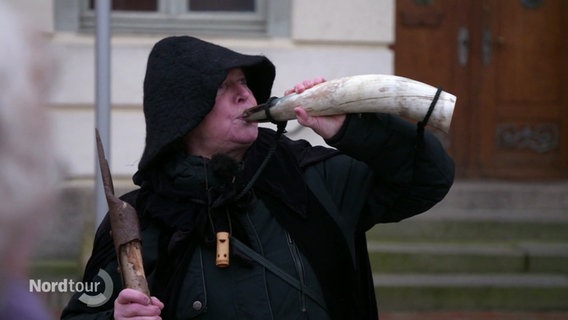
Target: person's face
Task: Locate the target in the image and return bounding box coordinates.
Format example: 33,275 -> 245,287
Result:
184,68 -> 259,159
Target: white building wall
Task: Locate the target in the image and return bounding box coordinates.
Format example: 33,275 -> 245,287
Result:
6,0 -> 395,180
292,0 -> 394,43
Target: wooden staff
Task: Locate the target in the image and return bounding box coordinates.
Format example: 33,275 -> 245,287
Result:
96,130 -> 150,296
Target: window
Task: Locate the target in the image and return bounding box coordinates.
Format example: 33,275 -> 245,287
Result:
189,0 -> 255,12
87,0 -> 257,12
88,0 -> 158,11
57,0 -> 287,36
87,0 -> 256,12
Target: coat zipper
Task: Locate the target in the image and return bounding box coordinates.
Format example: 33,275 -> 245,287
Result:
286,232 -> 307,313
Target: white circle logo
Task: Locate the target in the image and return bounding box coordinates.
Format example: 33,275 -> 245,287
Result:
78,269 -> 114,307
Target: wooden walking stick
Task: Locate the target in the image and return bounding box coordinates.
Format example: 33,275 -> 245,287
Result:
96,129 -> 150,296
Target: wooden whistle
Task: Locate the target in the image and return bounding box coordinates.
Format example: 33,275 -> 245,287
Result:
216,231 -> 230,268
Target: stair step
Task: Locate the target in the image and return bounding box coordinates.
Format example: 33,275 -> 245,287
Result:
373,273 -> 568,311
366,215 -> 568,242
373,274 -> 568,287
367,242 -> 568,274
436,181 -> 568,211
380,311 -> 568,320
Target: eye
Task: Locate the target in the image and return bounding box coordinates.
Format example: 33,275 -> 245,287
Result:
216,82 -> 228,97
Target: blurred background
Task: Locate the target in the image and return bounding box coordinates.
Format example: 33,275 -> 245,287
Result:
5,0 -> 566,318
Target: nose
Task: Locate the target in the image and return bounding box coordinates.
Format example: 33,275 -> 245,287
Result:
235,84 -> 252,104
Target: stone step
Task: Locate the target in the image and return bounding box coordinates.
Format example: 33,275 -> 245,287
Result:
380,311 -> 568,320
373,273 -> 568,311
366,211 -> 568,243
435,181 -> 568,211
367,242 -> 568,274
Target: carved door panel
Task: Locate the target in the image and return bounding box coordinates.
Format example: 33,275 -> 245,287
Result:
474,0 -> 567,179
395,0 -> 568,179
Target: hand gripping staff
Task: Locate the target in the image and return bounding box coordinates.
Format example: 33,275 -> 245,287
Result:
96,130 -> 150,297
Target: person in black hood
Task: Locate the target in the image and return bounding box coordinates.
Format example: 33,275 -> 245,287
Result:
61,36 -> 455,320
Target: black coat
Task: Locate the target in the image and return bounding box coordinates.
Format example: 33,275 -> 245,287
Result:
61,113 -> 454,320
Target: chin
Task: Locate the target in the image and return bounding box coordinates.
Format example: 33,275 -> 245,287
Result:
231,126 -> 258,144
243,130 -> 259,143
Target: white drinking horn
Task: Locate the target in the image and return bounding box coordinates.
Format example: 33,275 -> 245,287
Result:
242,74 -> 456,133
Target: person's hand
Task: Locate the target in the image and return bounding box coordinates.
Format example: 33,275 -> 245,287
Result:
114,288 -> 164,320
283,77 -> 326,96
284,77 -> 346,140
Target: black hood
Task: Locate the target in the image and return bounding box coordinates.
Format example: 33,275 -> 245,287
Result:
136,36 -> 275,179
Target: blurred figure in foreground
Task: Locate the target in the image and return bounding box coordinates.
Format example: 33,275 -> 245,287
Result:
0,1 -> 59,319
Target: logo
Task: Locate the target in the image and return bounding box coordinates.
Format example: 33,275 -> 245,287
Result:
29,268 -> 114,308
78,269 -> 114,307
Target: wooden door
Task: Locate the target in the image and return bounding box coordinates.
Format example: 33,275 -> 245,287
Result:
395,0 -> 568,180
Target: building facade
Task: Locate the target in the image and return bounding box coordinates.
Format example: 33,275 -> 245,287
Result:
9,0 -> 395,181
